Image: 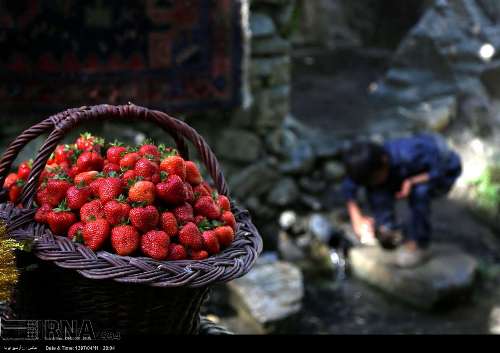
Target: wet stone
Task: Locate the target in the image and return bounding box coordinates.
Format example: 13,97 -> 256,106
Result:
250,12 -> 276,38
227,260 -> 304,334
349,244 -> 478,310
267,178 -> 300,207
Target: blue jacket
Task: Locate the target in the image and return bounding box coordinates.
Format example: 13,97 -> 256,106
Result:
341,134 -> 462,201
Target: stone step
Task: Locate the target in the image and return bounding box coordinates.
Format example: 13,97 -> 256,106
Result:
348,243 -> 478,310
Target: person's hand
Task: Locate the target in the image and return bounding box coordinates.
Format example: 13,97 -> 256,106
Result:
353,216 -> 375,243
396,179 -> 413,199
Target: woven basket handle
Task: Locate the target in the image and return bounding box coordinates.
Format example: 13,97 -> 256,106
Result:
0,107 -> 88,188
20,104 -> 229,208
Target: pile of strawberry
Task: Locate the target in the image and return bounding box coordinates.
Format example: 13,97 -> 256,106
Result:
2,133 -> 236,261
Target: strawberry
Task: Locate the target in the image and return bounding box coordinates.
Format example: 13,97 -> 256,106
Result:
194,215 -> 207,225
89,176 -> 105,197
221,211 -> 237,231
111,225 -> 140,256
119,152 -> 140,170
54,145 -> 73,164
194,196 -> 221,220
185,161 -> 202,185
98,176 -> 122,203
139,144 -> 161,162
68,221 -> 84,242
76,151 -> 104,172
193,184 -> 211,199
66,185 -> 91,210
160,211 -> 178,237
190,250 -> 208,260
34,203 -> 52,224
106,144 -> 127,165
167,243 -> 187,260
174,202 -> 194,224
218,195 -> 231,212
184,182 -> 195,204
17,160 -> 32,180
68,165 -> 81,179
103,163 -> 121,175
45,177 -> 72,206
74,171 -> 99,186
8,179 -> 24,203
47,201 -> 77,236
160,155 -> 186,181
141,230 -> 170,260
82,219 -> 110,251
80,199 -> 105,222
134,158 -> 159,181
128,180 -> 155,205
155,174 -> 185,205
76,132 -> 103,152
178,222 -> 203,250
121,169 -> 137,188
214,226 -> 235,248
202,230 -> 220,254
4,173 -> 19,188
104,199 -> 131,225
129,205 -> 159,232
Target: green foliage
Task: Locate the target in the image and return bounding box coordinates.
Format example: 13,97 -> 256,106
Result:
471,166 -> 500,213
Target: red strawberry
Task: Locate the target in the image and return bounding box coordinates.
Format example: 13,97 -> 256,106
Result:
185,161 -> 202,185
74,171 -> 99,186
34,203 -> 52,224
134,158 -> 159,181
76,132 -> 103,152
103,163 -> 121,175
45,177 -> 72,206
17,160 -> 32,180
221,211 -> 237,231
76,151 -> 104,172
214,226 -> 235,248
119,152 -> 140,170
160,155 -> 186,181
184,182 -> 195,204
68,165 -> 81,179
129,205 -> 159,232
194,196 -> 221,220
128,180 -> 155,205
194,215 -> 207,225
82,219 -> 110,251
190,250 -> 208,260
202,230 -> 220,254
156,174 -> 185,205
121,169 -> 137,188
47,201 -> 77,236
89,177 -> 105,197
66,185 -> 91,210
111,225 -> 140,256
174,203 -> 194,224
218,195 -> 231,212
4,173 -> 19,188
98,177 -> 122,203
178,222 -> 203,250
68,221 -> 84,241
160,211 -> 178,237
104,199 -> 131,225
106,145 -> 127,165
54,145 -> 73,164
8,180 -> 25,203
80,199 -> 105,222
193,184 -> 211,199
167,243 -> 187,260
139,144 -> 161,162
141,230 -> 170,260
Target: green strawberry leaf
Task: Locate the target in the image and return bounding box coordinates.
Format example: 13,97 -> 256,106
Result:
72,231 -> 84,244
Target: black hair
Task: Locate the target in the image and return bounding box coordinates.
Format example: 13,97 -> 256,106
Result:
342,141 -> 387,185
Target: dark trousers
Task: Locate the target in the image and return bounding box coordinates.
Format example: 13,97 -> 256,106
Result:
366,182 -> 452,248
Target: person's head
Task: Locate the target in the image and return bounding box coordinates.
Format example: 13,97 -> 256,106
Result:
342,141 -> 390,186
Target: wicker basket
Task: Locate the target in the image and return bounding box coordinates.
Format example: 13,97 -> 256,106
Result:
0,104 -> 262,336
